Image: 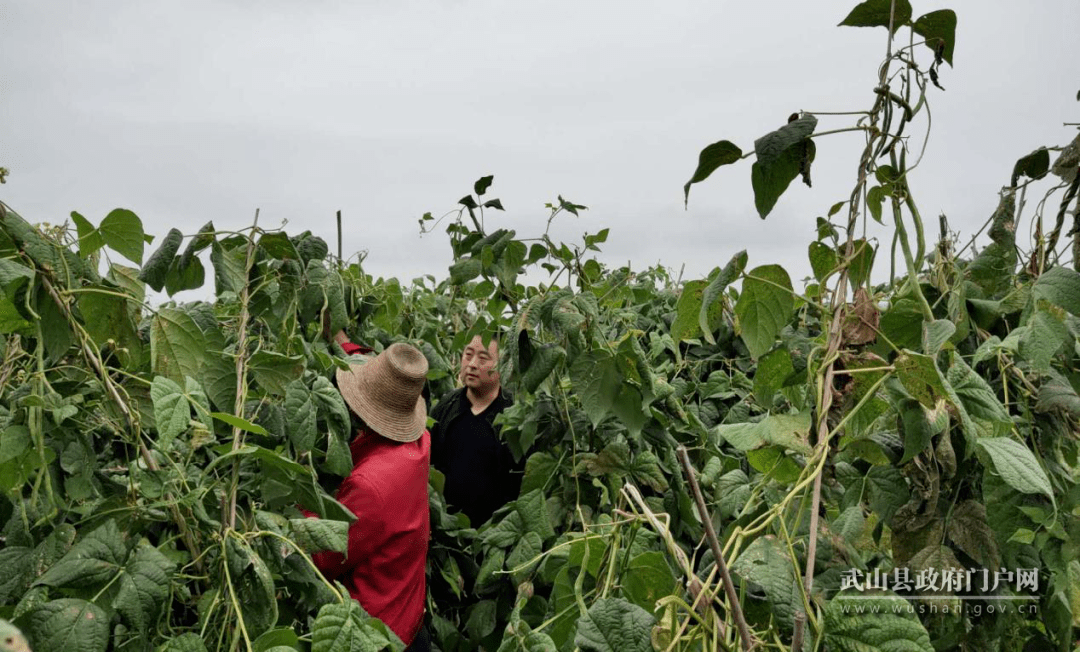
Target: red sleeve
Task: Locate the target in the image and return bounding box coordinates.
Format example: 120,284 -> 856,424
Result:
307,474 -> 378,579
341,341 -> 373,355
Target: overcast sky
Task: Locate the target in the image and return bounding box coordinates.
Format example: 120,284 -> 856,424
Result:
4,1 -> 1078,296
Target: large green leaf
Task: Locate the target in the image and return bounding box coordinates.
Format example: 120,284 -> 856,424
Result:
671,280 -> 716,342
977,437 -> 1054,502
310,601 -> 390,652
735,264 -> 795,358
285,380 -> 318,452
730,535 -> 798,626
516,489 -> 556,541
113,542 -> 175,634
35,521 -> 127,590
151,307 -> 206,384
69,211 -> 104,258
1018,303 -> 1069,371
159,633 -> 209,652
716,412 -> 812,455
966,193 -> 1017,296
250,351 -> 305,396
288,519 -> 348,554
505,531 -> 543,583
839,0 -> 913,32
139,227 -> 182,292
1033,266 -> 1080,316
151,376 -> 190,449
683,140 -> 743,205
99,208 -> 146,265
754,114 -> 817,169
569,350 -> 622,427
946,500 -> 1000,569
751,139 -> 815,219
912,9 -> 957,66
18,599 -> 109,652
78,285 -> 142,366
866,465 -> 910,524
945,355 -> 1012,439
823,594 -> 933,652
699,250 -> 747,343
621,552 -> 675,614
226,538 -> 278,639
212,240 -> 249,295
574,597 -> 655,652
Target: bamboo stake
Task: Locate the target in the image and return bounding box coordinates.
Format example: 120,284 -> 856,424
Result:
676,446 -> 756,651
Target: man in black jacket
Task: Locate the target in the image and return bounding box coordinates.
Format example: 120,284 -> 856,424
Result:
429,334 -> 522,527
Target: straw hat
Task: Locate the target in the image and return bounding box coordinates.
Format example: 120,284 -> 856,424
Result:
335,343 -> 429,442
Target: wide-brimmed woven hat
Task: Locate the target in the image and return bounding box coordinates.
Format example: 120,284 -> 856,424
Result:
335,343 -> 429,442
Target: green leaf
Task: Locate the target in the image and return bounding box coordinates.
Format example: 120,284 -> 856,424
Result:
1019,303 -> 1069,371
716,412 -> 812,455
78,284 -> 142,366
311,601 -> 389,652
70,211 -> 104,258
683,140 -> 743,205
735,264 -> 794,358
474,175 -> 494,196
288,519 -> 348,554
729,535 -> 798,626
913,9 -> 957,66
165,254 -> 206,295
285,381 -> 318,451
879,298 -> 924,350
506,531 -> 543,583
699,250 -> 747,344
138,228 -> 182,292
569,351 -> 622,427
833,506 -> 866,543
1036,372 -> 1080,416
18,599 -> 109,652
99,208 -> 146,264
866,465 -> 910,523
151,307 -> 206,384
839,0 -> 913,32
808,241 -> 838,282
977,437 -> 1054,502
671,280 -> 712,341
574,597 -> 656,652
521,452 -> 558,494
897,398 -> 936,464
1033,266 -> 1080,315
253,628 -> 300,652
449,257 -> 482,285
621,552 -> 675,614
0,547 -> 33,604
946,354 -> 1012,439
249,350 -> 305,396
158,633 -> 208,652
151,376 -> 190,448
312,376 -> 352,440
1012,146 -> 1049,186
866,185 -> 887,224
753,347 -> 794,406
211,412 -> 269,436
35,521 -> 127,589
113,542 -> 175,634
946,500 -> 1000,569
751,139 -> 815,218
847,238 -> 875,288
921,319 -> 955,355
465,600 -> 498,641
823,594 -> 933,652
211,240 -> 248,295
226,538 -> 278,639
966,193 -> 1017,296
754,114 -> 817,169
516,489 -> 556,541
894,351 -> 947,409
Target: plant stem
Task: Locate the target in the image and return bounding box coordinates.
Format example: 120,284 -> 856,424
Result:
225,210 -> 260,531
676,446 -> 755,651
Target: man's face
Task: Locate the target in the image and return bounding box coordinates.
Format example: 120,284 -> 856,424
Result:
460,335 -> 499,393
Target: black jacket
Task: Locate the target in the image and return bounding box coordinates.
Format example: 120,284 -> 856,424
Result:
429,387 -> 521,526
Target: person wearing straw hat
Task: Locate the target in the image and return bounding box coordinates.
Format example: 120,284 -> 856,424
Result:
307,342 -> 432,651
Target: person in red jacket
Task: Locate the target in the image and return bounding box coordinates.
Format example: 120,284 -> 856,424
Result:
309,338 -> 431,651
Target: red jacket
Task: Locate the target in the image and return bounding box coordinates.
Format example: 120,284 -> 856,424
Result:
308,342 -> 430,644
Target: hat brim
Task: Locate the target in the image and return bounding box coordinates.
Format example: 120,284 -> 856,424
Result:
336,361 -> 427,443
